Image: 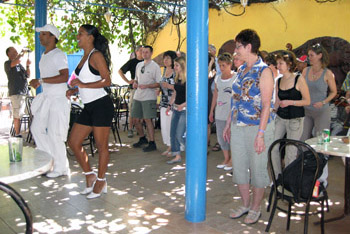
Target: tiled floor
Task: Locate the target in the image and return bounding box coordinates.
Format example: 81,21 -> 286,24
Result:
0,109 -> 349,233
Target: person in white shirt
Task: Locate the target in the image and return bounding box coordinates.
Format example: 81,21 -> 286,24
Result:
30,24 -> 70,178
66,24 -> 114,199
131,45 -> 162,152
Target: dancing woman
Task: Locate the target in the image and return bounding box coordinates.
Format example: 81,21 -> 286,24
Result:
66,24 -> 114,199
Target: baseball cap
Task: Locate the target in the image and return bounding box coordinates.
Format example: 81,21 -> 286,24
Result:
36,24 -> 60,39
297,55 -> 307,63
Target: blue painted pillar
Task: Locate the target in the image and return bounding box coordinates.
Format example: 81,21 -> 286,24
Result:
185,0 -> 208,223
34,0 -> 47,94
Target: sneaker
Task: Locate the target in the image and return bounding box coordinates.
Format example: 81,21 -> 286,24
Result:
46,171 -> 68,178
143,141 -> 157,152
133,137 -> 148,148
127,130 -> 134,138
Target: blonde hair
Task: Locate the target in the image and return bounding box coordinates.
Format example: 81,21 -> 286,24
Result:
174,56 -> 186,84
218,52 -> 233,64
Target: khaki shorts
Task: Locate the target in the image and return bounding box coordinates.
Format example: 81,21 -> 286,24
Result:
10,95 -> 26,118
230,122 -> 274,188
128,89 -> 135,111
131,100 -> 157,119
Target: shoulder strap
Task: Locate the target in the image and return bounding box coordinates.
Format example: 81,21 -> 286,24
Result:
294,74 -> 300,87
305,67 -> 311,80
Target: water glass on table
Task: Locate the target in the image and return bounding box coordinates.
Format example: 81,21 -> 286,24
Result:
317,131 -> 323,145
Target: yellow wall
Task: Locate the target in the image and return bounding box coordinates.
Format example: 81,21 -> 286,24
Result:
149,0 -> 350,57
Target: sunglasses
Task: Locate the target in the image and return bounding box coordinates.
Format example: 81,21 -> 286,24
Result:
312,43 -> 321,49
141,65 -> 145,74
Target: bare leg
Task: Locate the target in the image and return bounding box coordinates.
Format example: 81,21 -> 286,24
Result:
144,119 -> 155,141
92,126 -> 111,193
244,187 -> 264,223
207,123 -> 211,146
250,187 -> 265,211
13,118 -> 20,135
134,118 -> 145,137
68,123 -> 94,187
129,116 -> 134,130
238,184 -> 251,208
222,149 -> 231,165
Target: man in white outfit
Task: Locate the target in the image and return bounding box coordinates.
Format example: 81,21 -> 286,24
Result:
29,24 -> 70,178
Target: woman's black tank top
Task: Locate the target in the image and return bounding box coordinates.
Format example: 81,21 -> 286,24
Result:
277,74 -> 305,119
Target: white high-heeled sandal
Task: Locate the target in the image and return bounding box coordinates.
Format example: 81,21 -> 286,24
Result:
80,171 -> 97,195
86,177 -> 107,199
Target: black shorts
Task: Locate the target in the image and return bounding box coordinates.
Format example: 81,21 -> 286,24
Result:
76,95 -> 114,127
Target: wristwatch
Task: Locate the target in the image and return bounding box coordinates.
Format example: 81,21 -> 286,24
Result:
322,100 -> 326,105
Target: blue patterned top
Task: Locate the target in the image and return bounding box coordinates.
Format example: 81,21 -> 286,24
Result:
231,57 -> 274,126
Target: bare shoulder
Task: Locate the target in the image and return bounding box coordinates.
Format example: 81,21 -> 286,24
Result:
90,50 -> 104,60
325,68 -> 335,78
261,67 -> 273,80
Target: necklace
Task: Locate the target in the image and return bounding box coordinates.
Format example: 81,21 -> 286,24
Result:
311,67 -> 323,80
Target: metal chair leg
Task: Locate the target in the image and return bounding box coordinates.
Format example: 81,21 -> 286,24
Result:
0,182 -> 33,234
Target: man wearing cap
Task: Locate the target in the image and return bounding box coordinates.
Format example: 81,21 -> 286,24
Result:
29,24 -> 70,178
296,55 -> 308,73
4,47 -> 31,137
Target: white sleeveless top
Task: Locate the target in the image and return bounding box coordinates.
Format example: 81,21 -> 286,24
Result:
77,49 -> 107,104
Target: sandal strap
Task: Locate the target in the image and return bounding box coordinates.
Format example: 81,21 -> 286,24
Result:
83,171 -> 96,175
96,177 -> 106,181
229,206 -> 249,218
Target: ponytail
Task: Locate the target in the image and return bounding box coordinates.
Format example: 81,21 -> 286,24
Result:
81,24 -> 112,72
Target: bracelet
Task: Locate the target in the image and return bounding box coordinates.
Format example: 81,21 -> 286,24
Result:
322,100 -> 326,105
258,129 -> 265,133
38,79 -> 43,85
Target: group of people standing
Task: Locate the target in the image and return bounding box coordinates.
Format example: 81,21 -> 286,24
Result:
225,29 -> 337,224
4,24 -> 341,229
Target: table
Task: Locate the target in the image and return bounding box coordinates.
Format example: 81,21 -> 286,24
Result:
0,145 -> 53,184
306,136 -> 350,223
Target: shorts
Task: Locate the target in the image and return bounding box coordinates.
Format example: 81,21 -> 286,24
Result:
128,89 -> 135,112
10,95 -> 26,118
215,119 -> 230,151
76,95 -> 114,127
131,100 -> 157,119
230,122 -> 274,188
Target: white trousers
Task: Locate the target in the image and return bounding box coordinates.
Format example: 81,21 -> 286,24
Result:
31,94 -> 70,173
160,107 -> 172,146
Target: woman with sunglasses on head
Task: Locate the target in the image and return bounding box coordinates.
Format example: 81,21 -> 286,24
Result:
271,50 -> 310,176
300,43 -> 337,140
223,29 -> 274,224
300,43 -> 337,187
66,24 -> 114,199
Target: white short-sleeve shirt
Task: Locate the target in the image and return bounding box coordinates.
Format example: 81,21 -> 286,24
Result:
133,60 -> 162,101
39,48 -> 68,97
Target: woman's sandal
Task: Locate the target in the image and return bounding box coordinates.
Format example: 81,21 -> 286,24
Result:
80,171 -> 97,195
229,206 -> 249,219
212,142 -> 221,151
244,210 -> 261,224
